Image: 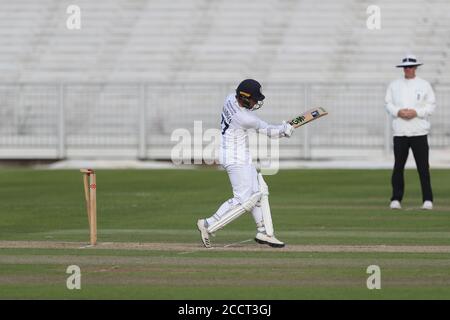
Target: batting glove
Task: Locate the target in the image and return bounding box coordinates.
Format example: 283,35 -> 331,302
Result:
282,121 -> 294,138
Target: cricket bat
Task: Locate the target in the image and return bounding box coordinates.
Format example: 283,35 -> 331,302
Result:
289,107 -> 328,128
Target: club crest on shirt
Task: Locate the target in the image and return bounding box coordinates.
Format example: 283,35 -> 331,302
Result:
415,90 -> 424,101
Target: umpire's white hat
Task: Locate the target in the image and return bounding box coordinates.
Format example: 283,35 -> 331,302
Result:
396,54 -> 423,68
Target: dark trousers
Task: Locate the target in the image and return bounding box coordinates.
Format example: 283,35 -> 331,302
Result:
391,135 -> 433,202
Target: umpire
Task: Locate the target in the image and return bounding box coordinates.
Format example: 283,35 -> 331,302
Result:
385,54 -> 436,210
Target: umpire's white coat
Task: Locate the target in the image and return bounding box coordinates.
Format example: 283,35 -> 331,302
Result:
385,77 -> 436,137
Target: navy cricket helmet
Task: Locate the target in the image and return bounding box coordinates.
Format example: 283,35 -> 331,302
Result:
236,79 -> 265,110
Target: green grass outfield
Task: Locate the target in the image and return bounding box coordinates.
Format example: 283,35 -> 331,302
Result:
0,168 -> 449,299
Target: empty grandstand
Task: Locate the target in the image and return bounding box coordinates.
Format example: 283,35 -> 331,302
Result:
0,0 -> 449,160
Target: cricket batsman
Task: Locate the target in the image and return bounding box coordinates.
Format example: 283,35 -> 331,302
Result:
197,79 -> 294,248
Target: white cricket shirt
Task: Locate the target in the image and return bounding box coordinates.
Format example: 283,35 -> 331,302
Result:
219,94 -> 285,166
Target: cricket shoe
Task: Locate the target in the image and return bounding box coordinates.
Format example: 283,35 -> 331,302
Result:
390,200 -> 402,209
197,219 -> 211,248
422,201 -> 433,210
255,232 -> 285,248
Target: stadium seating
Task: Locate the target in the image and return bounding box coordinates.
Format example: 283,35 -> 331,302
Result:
1,0 -> 449,83
0,0 -> 449,159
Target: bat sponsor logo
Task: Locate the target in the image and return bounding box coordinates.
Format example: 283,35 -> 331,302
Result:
289,107 -> 328,128
292,116 -> 306,124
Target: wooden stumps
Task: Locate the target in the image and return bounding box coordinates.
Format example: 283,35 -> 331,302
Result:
80,169 -> 97,245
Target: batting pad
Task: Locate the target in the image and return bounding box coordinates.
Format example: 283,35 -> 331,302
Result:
207,192 -> 262,233
258,173 -> 274,236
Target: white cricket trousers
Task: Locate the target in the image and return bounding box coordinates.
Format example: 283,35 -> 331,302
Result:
206,164 -> 263,228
